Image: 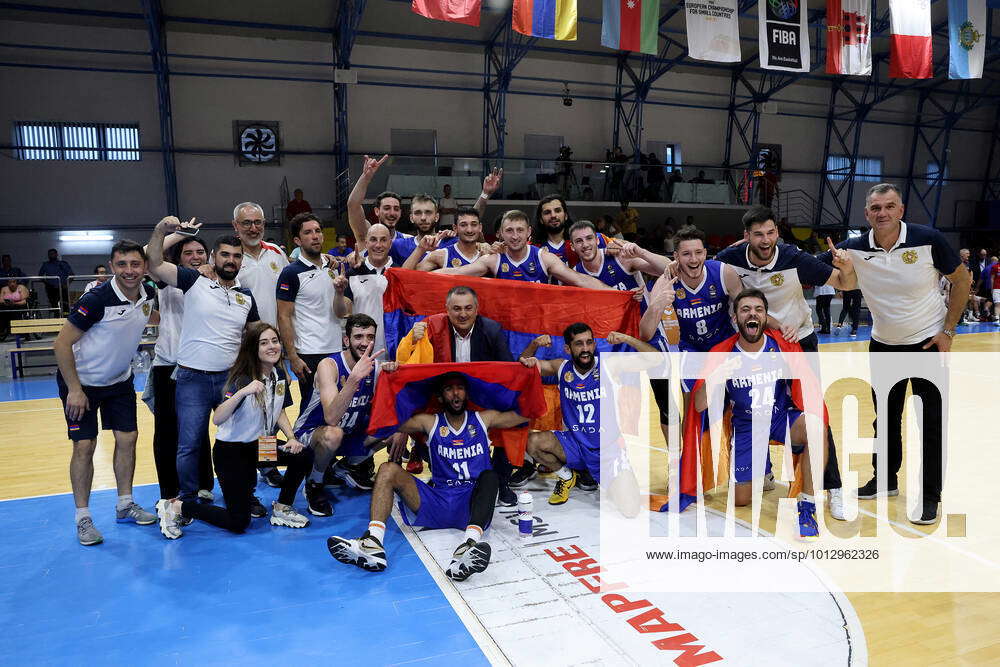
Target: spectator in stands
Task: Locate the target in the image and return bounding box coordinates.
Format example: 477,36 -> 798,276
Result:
609,147 -> 627,201
645,152 -> 664,202
0,254 -> 25,284
438,184 -> 457,229
39,248 -> 73,314
690,170 -> 713,184
285,189 -> 312,221
616,201 -> 639,240
595,214 -> 622,240
83,265 -> 110,293
328,235 -> 352,258
667,170 -> 683,202
0,277 -> 29,340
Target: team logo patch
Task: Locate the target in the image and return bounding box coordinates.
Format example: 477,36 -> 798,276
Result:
439,426 -> 450,438
235,293 -> 246,305
564,371 -> 574,383
708,284 -> 717,297
770,273 -> 784,287
468,425 -> 477,437
675,289 -> 686,300
902,250 -> 918,264
451,258 -> 462,267
270,261 -> 279,272
528,263 -> 536,273
142,303 -> 151,317
276,382 -> 285,395
279,282 -> 289,291
501,263 -> 510,273
607,265 -> 616,275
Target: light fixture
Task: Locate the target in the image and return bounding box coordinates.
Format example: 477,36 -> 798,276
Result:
59,230 -> 114,242
562,83 -> 573,107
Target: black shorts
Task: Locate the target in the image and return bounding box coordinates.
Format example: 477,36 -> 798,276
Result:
650,378 -> 672,425
57,373 -> 137,441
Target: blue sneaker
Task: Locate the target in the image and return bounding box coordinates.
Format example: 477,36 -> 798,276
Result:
797,499 -> 819,541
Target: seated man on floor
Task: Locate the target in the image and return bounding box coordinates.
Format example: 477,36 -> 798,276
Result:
327,372 -> 528,581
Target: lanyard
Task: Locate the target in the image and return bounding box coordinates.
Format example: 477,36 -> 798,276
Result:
260,368 -> 277,437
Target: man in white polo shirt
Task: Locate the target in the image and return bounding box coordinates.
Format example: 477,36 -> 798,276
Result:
822,183 -> 970,525
53,239 -> 158,546
232,201 -> 288,328
276,213 -> 342,408
334,223 -> 394,359
148,218 -> 260,505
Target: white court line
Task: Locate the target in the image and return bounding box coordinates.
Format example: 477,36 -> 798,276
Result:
392,508 -> 511,667
0,406 -> 63,413
0,481 -> 159,503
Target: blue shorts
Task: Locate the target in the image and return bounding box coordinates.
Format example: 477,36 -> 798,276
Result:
399,478 -> 492,531
555,430 -> 601,483
731,408 -> 803,483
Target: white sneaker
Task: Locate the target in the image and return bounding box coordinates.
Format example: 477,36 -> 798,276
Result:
827,488 -> 846,521
155,499 -> 183,539
327,534 -> 387,572
270,502 -> 310,528
197,489 -> 214,502
763,472 -> 776,491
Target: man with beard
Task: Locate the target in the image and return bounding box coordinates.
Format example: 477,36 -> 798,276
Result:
535,195 -> 609,273
436,210 -> 610,290
569,220 -> 668,306
327,372 -> 527,580
522,324 -> 654,505
231,202 -> 288,329
148,220 -> 260,508
693,289 -> 826,540
716,206 -> 856,520
404,207 -> 486,271
293,314 -> 400,516
277,213 -> 343,410
387,194 -> 456,266
53,240 -> 158,545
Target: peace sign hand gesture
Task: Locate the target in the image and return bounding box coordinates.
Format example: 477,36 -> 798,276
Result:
482,167 -> 503,196
332,261 -> 349,292
650,266 -> 680,308
348,343 -> 384,383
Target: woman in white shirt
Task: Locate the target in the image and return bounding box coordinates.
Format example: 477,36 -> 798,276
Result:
155,322 -> 313,538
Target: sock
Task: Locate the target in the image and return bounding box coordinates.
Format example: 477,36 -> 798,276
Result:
75,507 -> 91,523
367,520 -> 386,544
555,466 -> 573,481
308,468 -> 324,483
799,493 -> 815,505
346,455 -> 368,466
464,525 -> 483,543
116,494 -> 133,510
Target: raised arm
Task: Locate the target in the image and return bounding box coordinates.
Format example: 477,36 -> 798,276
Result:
478,409 -> 530,431
147,216 -> 189,286
518,334 -> 563,375
347,154 -> 388,244
474,166 -> 503,219
332,263 -> 352,318
607,330 -> 658,352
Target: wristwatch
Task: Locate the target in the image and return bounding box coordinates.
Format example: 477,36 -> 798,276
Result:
942,329 -> 956,338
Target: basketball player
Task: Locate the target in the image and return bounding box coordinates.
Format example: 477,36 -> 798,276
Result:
693,288 -> 826,540
387,193 -> 456,265
403,207 -> 487,271
347,155 -> 412,245
293,314 -> 400,517
570,220 -> 668,296
522,324 -> 655,505
436,210 -> 609,289
327,373 -> 528,580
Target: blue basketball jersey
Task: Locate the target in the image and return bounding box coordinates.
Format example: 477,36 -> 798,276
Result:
494,245 -> 548,282
558,358 -> 602,449
292,351 -> 378,437
443,243 -> 480,268
574,251 -> 642,292
427,411 -> 492,485
673,260 -> 736,352
390,235 -> 457,266
725,335 -> 792,429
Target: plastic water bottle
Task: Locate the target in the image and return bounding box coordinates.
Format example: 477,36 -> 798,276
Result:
517,492 -> 534,539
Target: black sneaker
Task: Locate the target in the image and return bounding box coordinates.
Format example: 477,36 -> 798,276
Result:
496,485 -> 517,507
249,496 -> 267,518
262,467 -> 284,488
911,499 -> 940,525
446,538 -> 492,582
576,468 -> 598,491
856,478 -> 899,499
508,461 -> 537,489
305,480 -> 334,517
332,459 -> 375,491
323,465 -> 346,488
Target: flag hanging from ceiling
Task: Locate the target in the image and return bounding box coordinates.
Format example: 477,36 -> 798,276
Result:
513,0 -> 578,41
685,0 -> 742,62
888,0 -> 933,78
411,0 -> 482,26
948,0 -> 986,79
601,0 -> 660,55
758,0 -> 810,71
826,0 -> 872,75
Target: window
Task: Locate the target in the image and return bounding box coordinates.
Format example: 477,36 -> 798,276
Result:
826,155 -> 881,182
647,141 -> 682,172
926,161 -> 949,183
12,122 -> 140,161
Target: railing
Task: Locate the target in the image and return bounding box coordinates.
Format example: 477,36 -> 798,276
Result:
777,189 -> 842,228
0,273 -> 106,318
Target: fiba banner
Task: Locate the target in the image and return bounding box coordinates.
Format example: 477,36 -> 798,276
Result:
685,0 -> 741,62
948,0 -> 986,79
758,0 -> 810,71
826,0 -> 872,75
889,0 -> 933,78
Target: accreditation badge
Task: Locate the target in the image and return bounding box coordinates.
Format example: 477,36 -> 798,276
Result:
258,435 -> 277,462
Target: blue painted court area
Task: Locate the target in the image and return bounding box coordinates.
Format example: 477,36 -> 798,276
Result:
0,371 -> 147,402
0,483 -> 486,666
